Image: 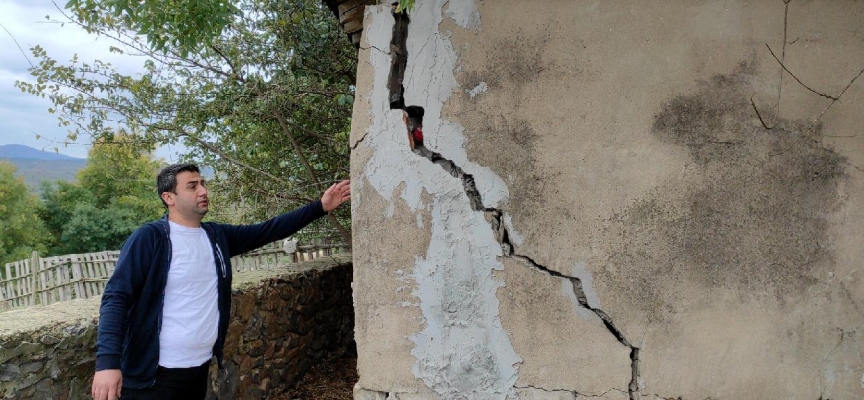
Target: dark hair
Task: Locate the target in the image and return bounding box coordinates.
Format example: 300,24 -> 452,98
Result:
157,163 -> 200,207
404,105 -> 424,133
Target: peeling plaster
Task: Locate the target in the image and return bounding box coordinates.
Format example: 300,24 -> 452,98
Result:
359,2 -> 520,398
563,279 -> 596,321
468,82 -> 489,98
571,262 -> 601,310
502,213 -> 523,246
444,0 -> 481,30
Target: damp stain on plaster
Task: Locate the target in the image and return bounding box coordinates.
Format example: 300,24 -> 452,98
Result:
484,32 -> 549,88
598,58 -> 848,320
453,29 -> 566,225
458,111 -> 544,221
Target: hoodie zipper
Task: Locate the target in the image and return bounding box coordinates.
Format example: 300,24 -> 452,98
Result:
215,243 -> 227,278
204,225 -> 229,380
154,219 -> 172,386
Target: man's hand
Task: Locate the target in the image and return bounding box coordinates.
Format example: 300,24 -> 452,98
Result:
322,180 -> 351,212
92,369 -> 122,400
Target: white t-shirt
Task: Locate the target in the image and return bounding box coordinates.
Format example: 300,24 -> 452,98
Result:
159,221 -> 219,368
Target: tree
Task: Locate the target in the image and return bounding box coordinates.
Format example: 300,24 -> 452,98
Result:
0,162 -> 47,270
39,180 -> 93,253
58,203 -> 143,254
18,0 -> 355,243
76,134 -> 163,217
65,0 -> 239,56
38,134 -> 164,255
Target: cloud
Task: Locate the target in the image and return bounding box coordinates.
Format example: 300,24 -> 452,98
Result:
0,0 -> 181,161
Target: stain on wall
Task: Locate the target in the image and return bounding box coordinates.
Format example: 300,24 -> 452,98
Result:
452,31 -> 558,223
598,58 -> 847,321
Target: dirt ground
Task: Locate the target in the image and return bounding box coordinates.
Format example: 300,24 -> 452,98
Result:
274,352 -> 358,400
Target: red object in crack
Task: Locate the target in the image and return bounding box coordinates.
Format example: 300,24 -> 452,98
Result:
413,127 -> 424,142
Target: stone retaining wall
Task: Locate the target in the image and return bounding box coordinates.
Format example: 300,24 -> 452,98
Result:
0,255 -> 354,399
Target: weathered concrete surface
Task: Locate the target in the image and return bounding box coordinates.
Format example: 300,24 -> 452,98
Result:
351,0 -> 864,398
498,258 -> 630,394
0,255 -> 354,399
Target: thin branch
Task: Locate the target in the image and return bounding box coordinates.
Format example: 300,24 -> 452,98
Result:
765,43 -> 838,101
269,105 -> 320,185
282,119 -> 339,143
326,214 -> 352,245
247,185 -> 316,205
187,135 -> 290,185
209,43 -> 239,78
141,122 -> 291,186
0,22 -> 34,68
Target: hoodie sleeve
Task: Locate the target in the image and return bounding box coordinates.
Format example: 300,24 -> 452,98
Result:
218,200 -> 327,257
95,225 -> 156,371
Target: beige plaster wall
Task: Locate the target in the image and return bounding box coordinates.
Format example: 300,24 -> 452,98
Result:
351,1 -> 864,399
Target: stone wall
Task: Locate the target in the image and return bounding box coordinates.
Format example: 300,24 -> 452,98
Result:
350,1 -> 864,399
0,255 -> 353,399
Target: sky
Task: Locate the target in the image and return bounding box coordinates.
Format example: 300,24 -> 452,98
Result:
0,0 -> 182,161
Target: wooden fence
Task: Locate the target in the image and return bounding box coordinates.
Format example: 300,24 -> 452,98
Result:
230,238 -> 349,272
0,239 -> 349,312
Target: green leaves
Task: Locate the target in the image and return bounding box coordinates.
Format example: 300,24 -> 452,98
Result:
395,0 -> 416,14
22,0 -> 355,240
38,134 -> 163,255
66,0 -> 240,57
0,162 -> 48,267
336,94 -> 354,106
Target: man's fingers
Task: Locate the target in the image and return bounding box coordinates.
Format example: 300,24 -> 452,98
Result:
92,370 -> 121,400
332,180 -> 349,193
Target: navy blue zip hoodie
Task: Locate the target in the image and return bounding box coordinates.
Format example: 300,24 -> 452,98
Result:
95,200 -> 327,389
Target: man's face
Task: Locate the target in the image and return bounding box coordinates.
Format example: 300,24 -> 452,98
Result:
165,171 -> 209,218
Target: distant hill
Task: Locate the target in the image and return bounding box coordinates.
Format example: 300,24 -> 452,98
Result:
0,144 -> 81,161
0,145 -> 86,191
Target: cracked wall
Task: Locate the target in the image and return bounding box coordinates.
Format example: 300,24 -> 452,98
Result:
350,1 -> 864,399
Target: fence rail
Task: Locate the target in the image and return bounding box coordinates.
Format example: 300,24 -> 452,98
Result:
0,239 -> 349,312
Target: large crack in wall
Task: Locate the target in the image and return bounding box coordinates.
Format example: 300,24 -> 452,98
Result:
356,2 -> 864,399
359,3 -> 521,398
387,10 -> 410,110
404,118 -> 643,398
366,1 -> 642,397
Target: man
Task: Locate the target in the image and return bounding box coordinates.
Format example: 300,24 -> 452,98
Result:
91,163 -> 350,400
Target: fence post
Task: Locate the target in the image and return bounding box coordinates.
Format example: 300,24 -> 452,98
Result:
30,251 -> 39,306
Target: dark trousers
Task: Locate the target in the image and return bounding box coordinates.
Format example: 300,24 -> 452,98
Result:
121,361 -> 210,400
